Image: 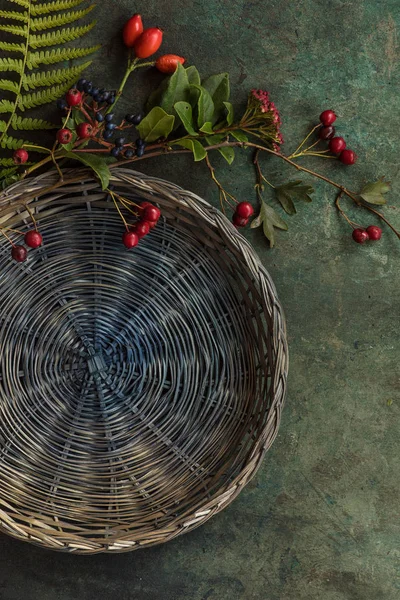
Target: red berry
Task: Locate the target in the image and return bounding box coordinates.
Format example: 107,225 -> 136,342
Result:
56,128 -> 73,145
143,205 -> 161,222
76,122 -> 94,139
24,230 -> 43,248
319,126 -> 335,140
148,220 -> 157,229
155,54 -> 186,73
134,27 -> 163,59
65,88 -> 82,107
123,14 -> 143,48
122,231 -> 139,249
329,136 -> 346,154
133,220 -> 150,238
236,201 -> 254,219
340,149 -> 357,165
13,148 -> 29,165
366,225 -> 382,241
11,245 -> 27,262
352,229 -> 369,244
232,214 -> 249,228
320,109 -> 336,126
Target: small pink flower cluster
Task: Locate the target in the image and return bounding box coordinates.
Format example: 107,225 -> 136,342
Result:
251,89 -> 284,151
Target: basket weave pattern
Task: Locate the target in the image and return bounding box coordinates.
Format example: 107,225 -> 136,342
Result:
0,169 -> 288,553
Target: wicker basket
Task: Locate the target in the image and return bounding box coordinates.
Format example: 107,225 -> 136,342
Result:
0,168 -> 288,554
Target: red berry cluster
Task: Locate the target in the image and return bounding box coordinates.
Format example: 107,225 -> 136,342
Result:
352,225 -> 382,244
11,230 -> 43,263
122,202 -> 161,249
232,201 -> 254,228
319,110 -> 357,165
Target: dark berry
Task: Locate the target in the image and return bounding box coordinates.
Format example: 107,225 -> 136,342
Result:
76,78 -> 87,91
76,122 -> 93,139
319,126 -> 336,140
236,201 -> 254,219
83,81 -> 93,94
340,149 -> 357,165
115,137 -> 125,147
127,114 -> 142,125
105,114 -> 114,123
90,87 -> 99,97
24,230 -> 43,248
106,122 -> 116,131
136,138 -> 145,147
133,220 -> 150,238
13,148 -> 29,164
366,225 -> 382,241
232,213 -> 249,227
12,245 -> 27,262
143,205 -> 161,222
56,128 -> 73,144
56,98 -> 68,111
124,148 -> 134,159
108,95 -> 115,105
329,136 -> 346,154
136,146 -> 145,158
102,91 -> 110,102
320,109 -> 336,126
352,229 -> 369,244
96,113 -> 104,123
110,147 -> 120,158
65,88 -> 82,107
103,130 -> 113,140
122,231 -> 139,249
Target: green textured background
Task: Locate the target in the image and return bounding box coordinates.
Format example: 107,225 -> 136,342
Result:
0,1 -> 399,599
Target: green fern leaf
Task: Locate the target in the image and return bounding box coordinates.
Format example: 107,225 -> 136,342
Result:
0,100 -> 15,114
29,22 -> 96,49
11,116 -> 56,131
0,79 -> 19,94
0,9 -> 28,22
31,6 -> 95,31
0,24 -> 28,37
22,60 -> 91,91
26,45 -> 99,68
0,158 -> 17,166
0,134 -> 28,150
0,41 -> 25,53
0,121 -> 7,132
31,0 -> 86,16
5,0 -> 29,7
0,166 -> 19,179
18,81 -> 73,110
0,58 -> 23,74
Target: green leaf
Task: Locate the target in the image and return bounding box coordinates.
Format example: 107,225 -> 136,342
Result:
0,24 -> 28,37
174,101 -> 198,136
0,167 -> 18,179
0,158 -> 17,166
251,200 -> 288,247
22,61 -> 91,91
0,58 -> 23,74
173,138 -> 207,162
11,116 -> 56,131
202,73 -> 230,123
31,6 -> 95,31
159,62 -> 190,118
0,10 -> 28,22
359,178 -> 390,205
0,134 -> 29,151
29,23 -> 96,49
27,45 -> 99,68
205,134 -> 225,145
186,65 -> 201,86
137,107 -> 175,142
199,121 -> 214,134
5,0 -> 29,7
0,79 -> 19,94
231,130 -> 248,143
223,101 -> 234,126
63,152 -> 111,190
275,180 -> 314,215
218,146 -> 235,165
190,84 -> 215,128
0,100 -> 15,114
19,81 -> 74,109
31,0 -> 86,16
0,41 -> 25,53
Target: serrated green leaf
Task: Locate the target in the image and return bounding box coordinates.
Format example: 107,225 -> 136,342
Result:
0,58 -> 23,74
22,61 -> 91,91
202,73 -> 230,124
218,146 -> 235,165
0,100 -> 15,114
0,79 -> 19,94
0,9 -> 28,22
0,166 -> 18,179
27,45 -> 99,68
62,152 -> 111,190
0,41 -> 25,53
251,199 -> 288,247
231,130 -> 248,143
31,0 -> 85,16
0,134 -> 28,150
5,0 -> 29,7
0,24 -> 28,37
173,138 -> 207,162
159,63 -> 190,120
19,81 -> 74,110
31,6 -> 95,32
0,121 -> 7,132
174,101 -> 198,136
137,107 -> 175,142
11,116 -> 56,131
29,23 -> 95,49
360,178 -> 390,205
0,158 -> 16,166
199,121 -> 213,134
275,180 -> 314,215
190,84 -> 215,128
186,65 -> 200,86
223,101 -> 234,126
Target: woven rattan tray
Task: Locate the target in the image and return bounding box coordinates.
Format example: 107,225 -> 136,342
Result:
0,168 -> 288,553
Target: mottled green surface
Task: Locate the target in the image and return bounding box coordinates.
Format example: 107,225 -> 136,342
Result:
0,1 -> 399,599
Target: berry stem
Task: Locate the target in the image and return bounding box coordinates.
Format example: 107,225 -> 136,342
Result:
358,202 -> 400,239
0,228 -> 15,247
288,123 -> 322,158
253,149 -> 275,188
205,154 -> 237,213
107,189 -> 130,230
334,192 -> 360,229
106,56 -> 139,115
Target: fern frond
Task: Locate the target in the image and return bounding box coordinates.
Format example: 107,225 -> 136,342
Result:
29,22 -> 96,49
0,9 -> 28,22
0,121 -> 7,132
31,6 -> 95,31
27,44 -> 99,68
0,58 -> 23,74
0,100 -> 15,114
18,81 -> 73,110
0,167 -> 18,179
22,60 -> 90,91
31,0 -> 85,16
0,41 -> 25,53
0,24 -> 28,37
0,134 -> 28,150
5,0 -> 29,7
11,116 -> 56,131
0,79 -> 19,94
0,158 -> 16,166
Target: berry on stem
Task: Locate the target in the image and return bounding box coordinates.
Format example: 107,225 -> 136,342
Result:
134,27 -> 163,58
56,128 -> 73,145
155,54 -> 186,73
110,147 -> 120,158
11,245 -> 27,262
123,14 -> 143,48
143,205 -> 161,222
320,109 -> 336,126
65,88 -> 82,107
76,122 -> 94,139
124,148 -> 134,159
24,230 -> 43,248
96,113 -> 104,123
133,220 -> 150,238
329,136 -> 346,154
136,146 -> 145,158
236,201 -> 254,219
319,126 -> 335,140
56,98 -> 68,112
126,114 -> 142,125
115,137 -> 125,147
76,78 -> 87,91
366,225 -> 382,241
340,149 -> 357,165
232,214 -> 249,227
105,114 -> 114,123
122,231 -> 139,249
352,229 -> 369,244
13,148 -> 29,165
